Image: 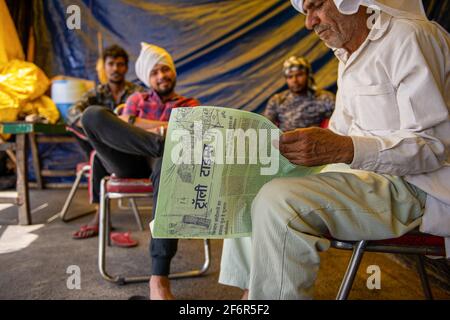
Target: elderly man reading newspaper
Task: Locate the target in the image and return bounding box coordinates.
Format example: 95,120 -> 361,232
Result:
216,0 -> 450,299
155,0 -> 450,299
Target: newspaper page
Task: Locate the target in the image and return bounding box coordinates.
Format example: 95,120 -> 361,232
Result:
152,106 -> 323,239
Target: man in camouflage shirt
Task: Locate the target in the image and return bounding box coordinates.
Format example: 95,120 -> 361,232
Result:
264,56 -> 335,132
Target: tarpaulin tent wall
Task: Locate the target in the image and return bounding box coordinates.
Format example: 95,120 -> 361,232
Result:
0,0 -> 25,63
13,0 -> 450,114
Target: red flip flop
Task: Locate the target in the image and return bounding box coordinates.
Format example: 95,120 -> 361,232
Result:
110,232 -> 138,248
72,225 -> 99,239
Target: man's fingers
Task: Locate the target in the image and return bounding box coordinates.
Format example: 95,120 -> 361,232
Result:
279,141 -> 307,154
281,155 -> 316,167
280,129 -> 304,144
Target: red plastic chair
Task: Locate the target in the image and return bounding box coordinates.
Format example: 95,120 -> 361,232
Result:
330,230 -> 446,300
98,175 -> 211,285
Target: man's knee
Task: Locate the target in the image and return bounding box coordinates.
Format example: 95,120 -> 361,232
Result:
80,106 -> 109,130
251,176 -> 325,225
251,178 -> 296,222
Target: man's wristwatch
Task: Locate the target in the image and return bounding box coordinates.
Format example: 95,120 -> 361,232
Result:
128,115 -> 137,125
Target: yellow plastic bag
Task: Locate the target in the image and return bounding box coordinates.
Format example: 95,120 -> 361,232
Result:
0,60 -> 49,101
0,60 -> 59,125
21,96 -> 60,124
0,90 -> 19,122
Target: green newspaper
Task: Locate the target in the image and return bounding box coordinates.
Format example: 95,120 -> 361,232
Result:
152,106 -> 323,239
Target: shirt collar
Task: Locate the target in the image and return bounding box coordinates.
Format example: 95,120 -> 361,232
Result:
333,12 -> 392,64
101,81 -> 134,93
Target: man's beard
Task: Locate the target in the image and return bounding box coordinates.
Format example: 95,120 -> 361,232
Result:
109,78 -> 125,84
289,84 -> 307,94
314,24 -> 347,48
155,79 -> 176,96
108,73 -> 125,84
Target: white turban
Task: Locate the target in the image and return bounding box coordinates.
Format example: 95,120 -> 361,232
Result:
291,0 -> 427,20
135,42 -> 176,88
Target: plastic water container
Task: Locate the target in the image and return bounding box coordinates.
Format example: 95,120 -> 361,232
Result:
51,79 -> 89,122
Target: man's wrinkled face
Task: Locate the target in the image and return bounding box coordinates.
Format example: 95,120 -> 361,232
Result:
104,56 -> 127,84
285,69 -> 308,94
149,63 -> 176,96
303,0 -> 355,49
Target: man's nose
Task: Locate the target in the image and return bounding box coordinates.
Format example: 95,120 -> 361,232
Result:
157,71 -> 168,80
305,13 -> 319,30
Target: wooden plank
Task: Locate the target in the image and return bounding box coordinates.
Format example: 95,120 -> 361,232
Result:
29,133 -> 43,189
33,123 -> 67,134
0,142 -> 16,151
41,170 -> 75,177
0,137 -> 17,164
36,136 -> 76,143
0,122 -> 35,134
0,197 -> 20,204
29,182 -> 87,189
15,134 -> 31,225
0,122 -> 67,135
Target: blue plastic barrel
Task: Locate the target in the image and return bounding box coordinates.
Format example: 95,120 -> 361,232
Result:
51,79 -> 88,122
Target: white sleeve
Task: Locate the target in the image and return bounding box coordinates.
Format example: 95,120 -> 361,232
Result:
350,29 -> 450,176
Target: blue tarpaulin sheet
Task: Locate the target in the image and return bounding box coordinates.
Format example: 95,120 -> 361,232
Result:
24,0 -> 449,182
37,0 -> 340,114
35,0 -> 449,113
34,0 -> 450,113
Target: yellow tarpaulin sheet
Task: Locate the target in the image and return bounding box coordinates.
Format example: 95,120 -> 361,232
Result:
0,1 -> 59,140
0,0 -> 24,64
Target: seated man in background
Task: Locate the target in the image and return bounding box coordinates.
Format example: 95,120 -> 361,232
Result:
220,0 -> 450,299
67,45 -> 144,239
67,44 -> 144,158
264,56 -> 335,131
79,42 -> 200,300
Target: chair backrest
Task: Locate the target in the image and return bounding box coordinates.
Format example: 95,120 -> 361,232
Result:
320,118 -> 330,129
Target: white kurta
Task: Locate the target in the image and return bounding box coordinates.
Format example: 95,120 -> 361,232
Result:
328,12 -> 450,240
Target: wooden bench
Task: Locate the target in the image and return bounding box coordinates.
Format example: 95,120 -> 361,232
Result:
0,122 -> 68,225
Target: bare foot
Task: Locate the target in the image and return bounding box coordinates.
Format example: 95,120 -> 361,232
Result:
149,276 -> 175,300
241,289 -> 249,300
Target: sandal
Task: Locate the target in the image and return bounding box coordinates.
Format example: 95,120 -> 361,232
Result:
110,232 -> 138,248
72,225 -> 99,239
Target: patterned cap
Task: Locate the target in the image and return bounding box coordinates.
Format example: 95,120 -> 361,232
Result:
282,56 -> 316,91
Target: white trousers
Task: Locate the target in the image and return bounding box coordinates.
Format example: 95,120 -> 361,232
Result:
219,165 -> 426,299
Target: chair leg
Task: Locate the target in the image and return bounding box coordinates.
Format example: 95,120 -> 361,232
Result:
58,166 -> 90,222
169,239 -> 211,279
55,166 -> 95,222
106,195 -> 111,247
336,240 -> 367,300
98,239 -> 212,285
415,255 -> 433,300
129,198 -> 144,231
98,177 -> 121,283
118,198 -> 153,211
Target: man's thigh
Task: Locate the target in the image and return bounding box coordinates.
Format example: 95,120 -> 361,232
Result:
96,151 -> 152,179
255,168 -> 426,241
